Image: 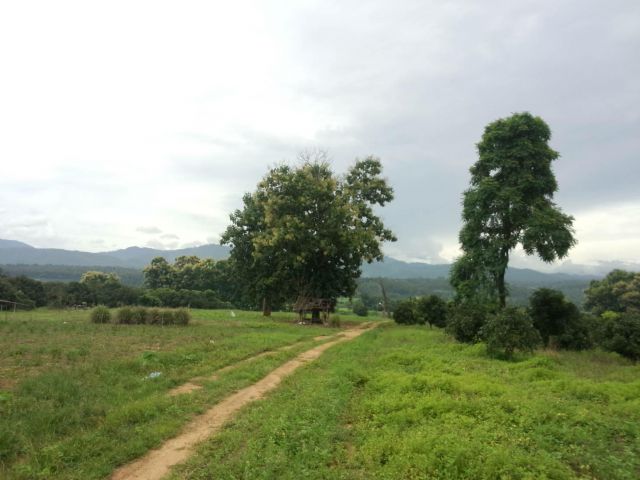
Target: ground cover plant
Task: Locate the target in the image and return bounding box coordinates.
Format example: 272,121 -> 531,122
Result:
174,324 -> 640,480
0,308 -> 372,478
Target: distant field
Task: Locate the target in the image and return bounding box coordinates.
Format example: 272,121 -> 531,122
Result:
2,310 -> 639,479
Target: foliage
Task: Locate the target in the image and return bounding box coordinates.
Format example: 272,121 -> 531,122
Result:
90,305 -> 111,323
451,112 -> 575,307
173,325 -> 640,480
597,311 -> 640,361
392,299 -> 418,325
556,313 -> 595,351
221,155 -> 396,313
351,300 -> 369,317
481,307 -> 541,358
112,307 -> 191,326
415,294 -> 448,327
585,269 -> 640,315
445,302 -> 490,343
528,288 -> 581,347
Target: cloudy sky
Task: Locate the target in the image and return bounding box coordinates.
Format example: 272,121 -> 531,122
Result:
1,0 -> 638,270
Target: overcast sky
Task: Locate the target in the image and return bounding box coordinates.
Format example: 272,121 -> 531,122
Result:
1,0 -> 638,270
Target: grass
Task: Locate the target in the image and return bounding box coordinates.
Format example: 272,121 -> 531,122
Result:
172,324 -> 640,480
0,307 -> 372,479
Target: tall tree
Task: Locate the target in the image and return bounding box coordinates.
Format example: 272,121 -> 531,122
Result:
221,155 -> 396,316
451,112 -> 576,307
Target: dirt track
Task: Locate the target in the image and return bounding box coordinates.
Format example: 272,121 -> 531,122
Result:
111,323 -> 375,480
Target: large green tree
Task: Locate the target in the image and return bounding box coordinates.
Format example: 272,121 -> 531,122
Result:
221,156 -> 396,316
451,112 -> 576,307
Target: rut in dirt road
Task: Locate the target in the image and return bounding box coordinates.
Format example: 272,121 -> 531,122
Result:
111,323 -> 376,480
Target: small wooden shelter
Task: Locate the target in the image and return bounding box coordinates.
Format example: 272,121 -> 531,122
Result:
293,297 -> 332,324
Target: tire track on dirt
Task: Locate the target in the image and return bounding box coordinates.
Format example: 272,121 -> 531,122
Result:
111,323 -> 375,480
167,333 -> 343,396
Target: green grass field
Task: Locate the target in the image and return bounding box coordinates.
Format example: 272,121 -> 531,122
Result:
1,310 -> 639,479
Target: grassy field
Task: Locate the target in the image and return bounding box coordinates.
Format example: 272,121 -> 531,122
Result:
2,310 -> 639,479
0,308 -> 368,479
173,324 -> 640,480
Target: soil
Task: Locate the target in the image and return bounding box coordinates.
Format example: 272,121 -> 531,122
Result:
111,323 -> 374,480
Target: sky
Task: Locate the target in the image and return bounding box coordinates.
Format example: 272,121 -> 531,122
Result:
1,0 -> 639,271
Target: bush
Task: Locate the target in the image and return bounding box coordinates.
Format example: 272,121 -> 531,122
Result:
352,300 -> 368,317
528,288 -> 582,348
146,308 -> 163,325
90,305 -> 111,323
415,295 -> 448,328
173,308 -> 191,325
481,307 -> 541,359
597,312 -> 640,361
556,314 -> 595,350
446,303 -> 489,343
131,307 -> 149,324
393,299 -> 418,325
116,307 -> 134,324
329,315 -> 341,328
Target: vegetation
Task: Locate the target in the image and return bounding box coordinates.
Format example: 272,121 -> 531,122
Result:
529,288 -> 582,347
451,112 -> 576,307
173,325 -> 640,480
90,305 -> 111,323
445,302 -> 490,343
392,299 -> 418,325
598,312 -> 640,361
221,154 -> 396,316
585,269 -> 640,314
481,307 -> 541,359
351,300 -> 368,317
415,294 -> 448,328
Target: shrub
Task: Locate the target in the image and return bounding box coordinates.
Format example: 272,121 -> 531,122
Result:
90,305 -> 111,323
116,307 -> 134,325
446,303 -> 489,343
556,314 -> 595,350
173,308 -> 191,325
393,299 -> 418,325
597,312 -> 640,361
329,315 -> 341,328
481,307 -> 541,359
528,288 -> 581,347
352,300 -> 368,317
146,308 -> 163,325
131,307 -> 149,324
415,295 -> 448,328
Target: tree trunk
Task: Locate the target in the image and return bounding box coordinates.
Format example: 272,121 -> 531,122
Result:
379,280 -> 389,317
262,297 -> 272,316
497,269 -> 506,309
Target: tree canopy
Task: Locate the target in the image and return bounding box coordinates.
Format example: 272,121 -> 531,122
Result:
221,155 -> 396,314
451,112 -> 576,307
585,269 -> 640,315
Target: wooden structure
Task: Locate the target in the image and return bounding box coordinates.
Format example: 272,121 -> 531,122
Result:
293,297 -> 332,324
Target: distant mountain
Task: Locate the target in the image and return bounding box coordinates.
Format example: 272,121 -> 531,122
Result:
0,238 -> 610,285
0,240 -> 230,268
0,239 -> 34,249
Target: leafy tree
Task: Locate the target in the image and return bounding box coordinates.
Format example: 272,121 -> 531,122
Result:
481,307 -> 541,359
446,302 -> 490,343
451,112 -> 576,307
528,288 -> 581,347
393,299 -> 418,325
585,269 -> 640,315
221,155 -> 396,317
143,257 -> 174,289
415,294 -> 448,328
597,311 -> 640,361
352,300 -> 369,317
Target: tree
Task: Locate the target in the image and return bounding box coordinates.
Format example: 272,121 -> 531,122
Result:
221,155 -> 396,317
585,269 -> 640,315
598,311 -> 640,361
143,257 -> 174,289
528,288 -> 580,347
393,299 -> 418,325
481,307 -> 541,359
415,294 -> 448,328
451,112 -> 576,308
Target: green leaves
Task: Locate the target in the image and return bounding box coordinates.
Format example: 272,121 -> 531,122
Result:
453,112 -> 575,306
221,155 -> 396,308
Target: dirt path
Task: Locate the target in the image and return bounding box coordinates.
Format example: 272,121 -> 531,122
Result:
111,323 -> 375,480
167,333 -> 341,396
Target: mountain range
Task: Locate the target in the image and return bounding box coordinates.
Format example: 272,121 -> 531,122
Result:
0,238 -> 611,284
